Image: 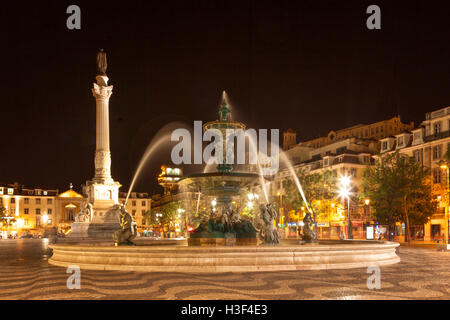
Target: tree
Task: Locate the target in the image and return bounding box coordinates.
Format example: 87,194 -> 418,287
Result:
284,169 -> 338,223
362,152 -> 437,242
233,191 -> 259,221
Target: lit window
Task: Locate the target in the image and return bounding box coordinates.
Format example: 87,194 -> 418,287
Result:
434,122 -> 441,135
434,168 -> 442,184
414,150 -> 422,163
433,145 -> 442,160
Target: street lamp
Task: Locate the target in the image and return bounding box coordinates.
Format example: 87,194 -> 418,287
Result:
338,175 -> 353,240
277,192 -> 283,226
364,198 -> 370,221
439,161 -> 449,244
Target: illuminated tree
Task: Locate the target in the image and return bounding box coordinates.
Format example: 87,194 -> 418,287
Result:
362,152 -> 437,242
282,169 -> 338,224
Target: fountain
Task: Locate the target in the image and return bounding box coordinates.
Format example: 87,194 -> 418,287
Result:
176,92 -> 267,246
48,53 -> 400,272
50,91 -> 400,271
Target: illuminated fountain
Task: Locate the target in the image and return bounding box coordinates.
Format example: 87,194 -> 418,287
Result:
179,91 -> 266,246
48,54 -> 400,271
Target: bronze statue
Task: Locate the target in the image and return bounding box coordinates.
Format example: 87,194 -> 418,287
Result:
112,204 -> 137,246
300,211 -> 317,243
259,203 -> 279,245
96,49 -> 107,76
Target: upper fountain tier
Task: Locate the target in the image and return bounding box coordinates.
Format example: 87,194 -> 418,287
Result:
178,91 -> 262,203
203,91 -> 246,173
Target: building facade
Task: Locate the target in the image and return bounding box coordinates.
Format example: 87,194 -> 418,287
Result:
268,137 -> 377,239
380,106 -> 450,242
301,115 -> 414,149
0,182 -> 151,237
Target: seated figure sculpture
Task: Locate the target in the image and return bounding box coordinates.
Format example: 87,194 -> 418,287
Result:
300,211 -> 317,243
259,203 -> 279,245
74,202 -> 93,223
112,204 -> 137,246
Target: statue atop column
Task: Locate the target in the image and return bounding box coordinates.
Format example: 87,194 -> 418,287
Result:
96,49 -> 107,76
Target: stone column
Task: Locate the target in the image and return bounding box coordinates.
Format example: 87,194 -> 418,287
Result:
92,75 -> 113,183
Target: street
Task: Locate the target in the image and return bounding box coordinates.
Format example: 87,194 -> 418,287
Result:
0,239 -> 449,300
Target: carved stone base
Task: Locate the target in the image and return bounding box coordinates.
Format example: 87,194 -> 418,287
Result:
68,222 -> 121,239
188,237 -> 236,246
188,236 -> 257,246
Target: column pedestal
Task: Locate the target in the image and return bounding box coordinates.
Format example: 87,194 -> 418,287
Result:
68,72 -> 122,240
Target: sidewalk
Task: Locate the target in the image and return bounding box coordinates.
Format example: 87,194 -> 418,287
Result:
398,240 -> 444,250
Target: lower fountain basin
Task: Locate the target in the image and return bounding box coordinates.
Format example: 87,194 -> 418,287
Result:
48,240 -> 400,272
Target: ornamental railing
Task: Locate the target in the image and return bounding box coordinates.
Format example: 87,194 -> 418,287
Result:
424,130 -> 450,142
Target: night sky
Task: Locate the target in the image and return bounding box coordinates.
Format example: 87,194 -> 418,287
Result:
1,0 -> 450,195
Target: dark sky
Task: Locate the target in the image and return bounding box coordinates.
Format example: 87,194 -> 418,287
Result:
1,0 -> 450,195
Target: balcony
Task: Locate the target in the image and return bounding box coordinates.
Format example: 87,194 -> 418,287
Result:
424,130 -> 450,143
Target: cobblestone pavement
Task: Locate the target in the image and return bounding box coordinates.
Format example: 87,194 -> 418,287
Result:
1,239 -> 449,300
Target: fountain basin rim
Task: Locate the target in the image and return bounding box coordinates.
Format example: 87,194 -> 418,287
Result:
48,241 -> 400,272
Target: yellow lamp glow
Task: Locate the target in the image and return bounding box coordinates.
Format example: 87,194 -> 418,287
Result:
340,175 -> 351,187
16,219 -> 24,228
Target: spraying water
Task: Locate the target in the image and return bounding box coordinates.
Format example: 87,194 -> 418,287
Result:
125,122 -> 186,205
247,135 -> 269,204
195,192 -> 201,214
279,151 -> 311,212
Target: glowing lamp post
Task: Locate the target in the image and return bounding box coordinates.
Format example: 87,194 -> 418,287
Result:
439,161 -> 449,244
338,175 -> 353,240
